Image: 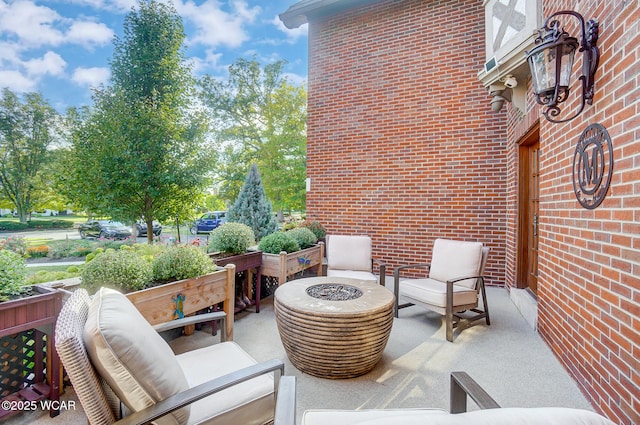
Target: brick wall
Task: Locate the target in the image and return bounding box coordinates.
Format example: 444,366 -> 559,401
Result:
504,1 -> 640,423
306,0 -> 508,284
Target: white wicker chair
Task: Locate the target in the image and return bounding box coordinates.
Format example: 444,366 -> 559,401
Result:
55,288 -> 284,425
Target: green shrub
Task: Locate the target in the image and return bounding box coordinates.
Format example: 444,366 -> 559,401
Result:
300,220 -> 327,239
81,250 -> 152,292
258,232 -> 300,254
0,250 -> 28,301
285,227 -> 318,249
152,245 -> 214,283
66,265 -> 80,273
0,221 -> 28,231
208,222 -> 256,254
25,220 -> 74,229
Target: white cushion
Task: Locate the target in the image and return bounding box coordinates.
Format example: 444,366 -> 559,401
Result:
177,341 -> 275,425
301,408 -> 446,425
301,407 -> 616,425
429,239 -> 483,289
399,277 -> 478,310
327,269 -> 377,282
327,235 -> 372,272
84,287 -> 190,425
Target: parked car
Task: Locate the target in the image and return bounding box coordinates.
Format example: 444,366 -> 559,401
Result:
135,220 -> 162,237
79,220 -> 132,240
190,211 -> 226,234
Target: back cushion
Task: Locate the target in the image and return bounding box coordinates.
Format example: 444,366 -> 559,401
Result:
429,239 -> 483,289
84,287 -> 190,425
327,235 -> 372,272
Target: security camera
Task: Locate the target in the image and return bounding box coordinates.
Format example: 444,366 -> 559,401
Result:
502,75 -> 518,89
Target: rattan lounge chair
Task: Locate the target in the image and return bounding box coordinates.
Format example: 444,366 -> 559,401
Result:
55,287 -> 285,425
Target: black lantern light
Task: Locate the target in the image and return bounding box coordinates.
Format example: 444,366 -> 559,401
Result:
526,11 -> 599,123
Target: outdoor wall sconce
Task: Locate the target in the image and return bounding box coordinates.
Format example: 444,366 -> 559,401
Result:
526,11 -> 600,123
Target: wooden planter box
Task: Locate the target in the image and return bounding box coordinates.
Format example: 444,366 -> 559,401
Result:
0,285 -> 63,419
260,242 -> 324,286
210,250 -> 263,313
126,265 -> 235,341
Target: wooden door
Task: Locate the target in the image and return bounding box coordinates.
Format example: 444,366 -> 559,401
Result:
518,127 -> 540,295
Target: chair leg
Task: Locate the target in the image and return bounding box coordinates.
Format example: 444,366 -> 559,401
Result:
393,270 -> 400,318
446,284 -> 454,342
479,278 -> 490,326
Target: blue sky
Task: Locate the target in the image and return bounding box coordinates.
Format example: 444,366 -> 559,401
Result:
0,0 -> 308,112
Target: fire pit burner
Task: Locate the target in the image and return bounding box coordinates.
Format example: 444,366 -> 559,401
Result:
306,284 -> 363,301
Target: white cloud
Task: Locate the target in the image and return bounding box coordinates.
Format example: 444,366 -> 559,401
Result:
189,49 -> 224,74
176,0 -> 260,48
271,15 -> 307,43
23,51 -> 67,77
72,66 -> 110,87
0,1 -> 64,47
66,20 -> 114,48
0,70 -> 37,92
57,0 -> 135,13
283,72 -> 307,87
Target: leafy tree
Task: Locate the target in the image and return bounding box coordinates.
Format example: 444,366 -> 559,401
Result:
64,1 -> 214,243
227,164 -> 277,240
0,89 -> 59,222
199,58 -> 307,212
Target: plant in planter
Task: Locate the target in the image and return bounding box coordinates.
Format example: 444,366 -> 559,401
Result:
259,231 -> 324,286
208,222 -> 263,312
0,249 -> 29,301
208,222 -> 256,255
300,220 -> 327,241
285,228 -> 318,277
258,231 -> 300,254
81,249 -> 152,293
0,250 -> 63,416
286,227 -> 318,249
152,245 -> 215,283
80,244 -> 235,340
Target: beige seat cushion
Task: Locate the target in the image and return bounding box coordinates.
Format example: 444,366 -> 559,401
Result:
399,277 -> 478,310
327,269 -> 377,282
84,287 -> 190,425
301,407 -> 616,425
327,235 -> 372,272
429,239 -> 483,289
177,341 -> 274,425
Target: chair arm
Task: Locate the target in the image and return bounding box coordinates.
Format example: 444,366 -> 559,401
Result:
153,311 -> 227,341
393,263 -> 431,276
114,358 -> 285,425
275,376 -> 296,425
373,259 -> 386,286
447,275 -> 484,285
450,371 -> 500,413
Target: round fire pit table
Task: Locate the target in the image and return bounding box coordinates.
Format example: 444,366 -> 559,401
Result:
274,276 -> 395,379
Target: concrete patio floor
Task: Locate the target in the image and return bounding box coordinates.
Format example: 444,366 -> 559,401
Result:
8,282 -> 595,424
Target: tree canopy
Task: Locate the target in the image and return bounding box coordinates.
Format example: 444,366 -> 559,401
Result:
199,58 -> 307,213
0,88 -> 60,222
63,0 -> 215,242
